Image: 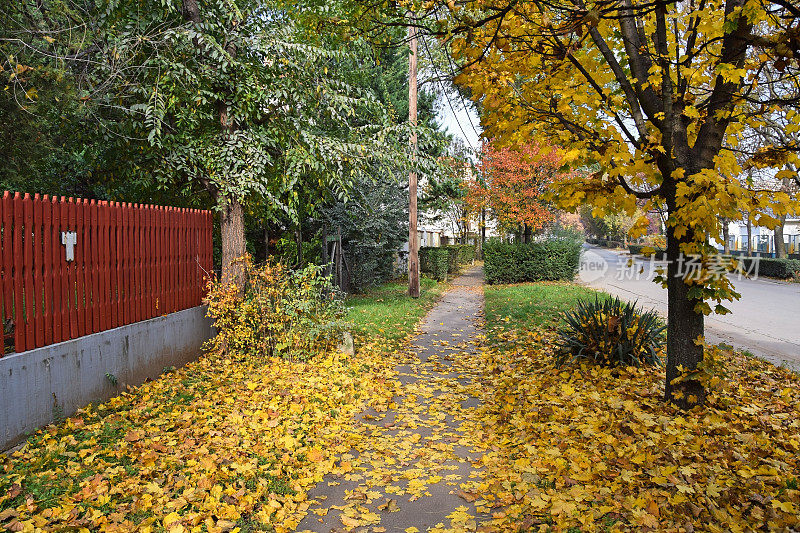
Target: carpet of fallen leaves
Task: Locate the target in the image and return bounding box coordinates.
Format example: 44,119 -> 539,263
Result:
0,340 -> 406,533
297,334 -> 491,533
3,312 -> 800,532
465,328 -> 800,532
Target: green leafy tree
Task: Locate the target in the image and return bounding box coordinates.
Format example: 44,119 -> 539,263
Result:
3,0 -> 416,285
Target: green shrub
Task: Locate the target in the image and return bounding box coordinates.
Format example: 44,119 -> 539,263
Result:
456,244 -> 476,264
444,245 -> 461,274
738,257 -> 800,279
205,259 -> 345,361
420,247 -> 449,281
483,238 -> 581,284
628,244 -> 667,260
556,296 -> 665,367
590,238 -> 625,248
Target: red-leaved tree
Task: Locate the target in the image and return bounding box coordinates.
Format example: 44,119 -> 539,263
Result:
469,140 -> 569,240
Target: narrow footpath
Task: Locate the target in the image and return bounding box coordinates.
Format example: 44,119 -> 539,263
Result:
297,267 -> 491,533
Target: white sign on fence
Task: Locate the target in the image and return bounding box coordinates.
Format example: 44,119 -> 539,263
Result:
61,231 -> 77,262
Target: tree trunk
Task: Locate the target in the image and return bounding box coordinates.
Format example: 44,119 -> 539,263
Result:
746,217 -> 752,256
182,0 -> 247,288
220,195 -> 246,287
774,215 -> 787,258
321,226 -> 328,272
664,220 -> 706,408
478,207 -> 486,259
295,224 -> 303,266
722,219 -> 730,254
264,225 -> 270,260
660,161 -> 705,408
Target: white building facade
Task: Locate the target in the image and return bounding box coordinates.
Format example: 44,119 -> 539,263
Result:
716,217 -> 800,256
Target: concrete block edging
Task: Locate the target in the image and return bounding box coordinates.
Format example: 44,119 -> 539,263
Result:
1,305 -> 214,451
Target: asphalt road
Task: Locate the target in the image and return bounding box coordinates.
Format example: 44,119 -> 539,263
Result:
579,245 -> 800,371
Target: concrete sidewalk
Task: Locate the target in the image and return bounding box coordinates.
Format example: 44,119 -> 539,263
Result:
297,267 -> 489,532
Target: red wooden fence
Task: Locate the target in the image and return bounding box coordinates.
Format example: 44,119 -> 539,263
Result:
0,192 -> 214,356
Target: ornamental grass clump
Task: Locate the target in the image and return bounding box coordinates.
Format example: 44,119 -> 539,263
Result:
556,296 -> 664,367
205,258 -> 345,361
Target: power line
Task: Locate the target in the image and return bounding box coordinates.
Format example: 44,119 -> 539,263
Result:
443,48 -> 481,139
420,35 -> 476,152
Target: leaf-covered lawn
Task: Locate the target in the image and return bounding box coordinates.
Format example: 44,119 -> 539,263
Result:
347,277 -> 447,342
476,281 -> 800,531
4,277 -> 799,532
0,279 -> 446,533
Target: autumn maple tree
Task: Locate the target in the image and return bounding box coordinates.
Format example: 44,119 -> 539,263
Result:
469,140 -> 566,240
430,0 -> 800,407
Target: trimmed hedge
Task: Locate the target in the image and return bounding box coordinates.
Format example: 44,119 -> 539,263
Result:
628,244 -> 668,260
738,257 -> 800,279
457,244 -> 476,264
587,237 -> 624,248
420,244 -> 478,280
419,247 -> 449,281
445,246 -> 461,274
483,239 -> 582,284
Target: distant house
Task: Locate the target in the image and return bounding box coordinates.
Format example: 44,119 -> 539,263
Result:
714,217 -> 800,256
404,163 -> 501,251
402,213 -> 499,252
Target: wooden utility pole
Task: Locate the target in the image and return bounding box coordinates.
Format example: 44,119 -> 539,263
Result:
408,23 -> 420,298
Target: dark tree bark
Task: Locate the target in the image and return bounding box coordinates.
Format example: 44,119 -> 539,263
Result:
478,207 -> 486,259
774,215 -> 787,258
747,217 -> 753,255
523,223 -> 532,243
295,223 -> 303,266
220,196 -> 246,286
664,221 -> 706,408
182,0 -> 247,287
658,160 -> 707,408
321,226 -> 328,269
722,219 -> 731,254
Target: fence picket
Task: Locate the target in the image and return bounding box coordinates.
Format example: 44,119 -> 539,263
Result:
42,196 -> 53,346
167,208 -> 174,313
13,194 -> 23,352
112,203 -> 121,327
1,193 -> 11,355
0,194 -> 8,355
76,199 -> 87,337
67,198 -> 78,340
135,204 -> 143,322
50,196 -> 62,344
179,210 -> 186,310
156,206 -> 164,315
147,205 -> 156,318
90,199 -> 99,333
190,210 -> 198,305
0,195 -> 4,356
23,194 -> 35,350
123,203 -> 132,326
32,194 -> 44,348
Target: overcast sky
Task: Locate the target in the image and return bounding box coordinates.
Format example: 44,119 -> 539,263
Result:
436,93 -> 482,153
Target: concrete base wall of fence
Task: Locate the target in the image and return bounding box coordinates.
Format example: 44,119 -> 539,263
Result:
1,305 -> 215,451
